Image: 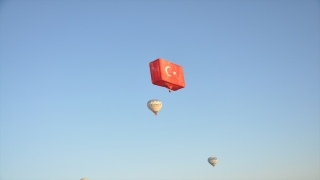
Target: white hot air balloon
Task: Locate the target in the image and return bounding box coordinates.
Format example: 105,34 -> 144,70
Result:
147,99 -> 162,115
208,156 -> 218,167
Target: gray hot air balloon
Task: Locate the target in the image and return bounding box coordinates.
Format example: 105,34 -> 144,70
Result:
208,156 -> 218,167
147,99 -> 162,115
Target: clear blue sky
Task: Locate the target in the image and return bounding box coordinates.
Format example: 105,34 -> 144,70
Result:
1,1 -> 319,180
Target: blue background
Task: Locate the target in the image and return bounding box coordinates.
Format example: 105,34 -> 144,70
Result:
1,1 -> 319,180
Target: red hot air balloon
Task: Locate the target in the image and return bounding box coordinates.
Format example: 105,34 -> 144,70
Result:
149,58 -> 186,92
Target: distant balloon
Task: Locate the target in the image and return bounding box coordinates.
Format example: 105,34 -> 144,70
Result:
80,178 -> 89,180
147,99 -> 162,115
208,157 -> 218,167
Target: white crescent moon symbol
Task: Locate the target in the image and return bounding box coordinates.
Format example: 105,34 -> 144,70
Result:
165,66 -> 172,76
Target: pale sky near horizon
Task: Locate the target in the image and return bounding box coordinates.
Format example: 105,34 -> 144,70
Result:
0,1 -> 319,180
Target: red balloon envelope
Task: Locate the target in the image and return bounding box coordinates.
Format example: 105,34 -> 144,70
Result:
149,58 -> 186,92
